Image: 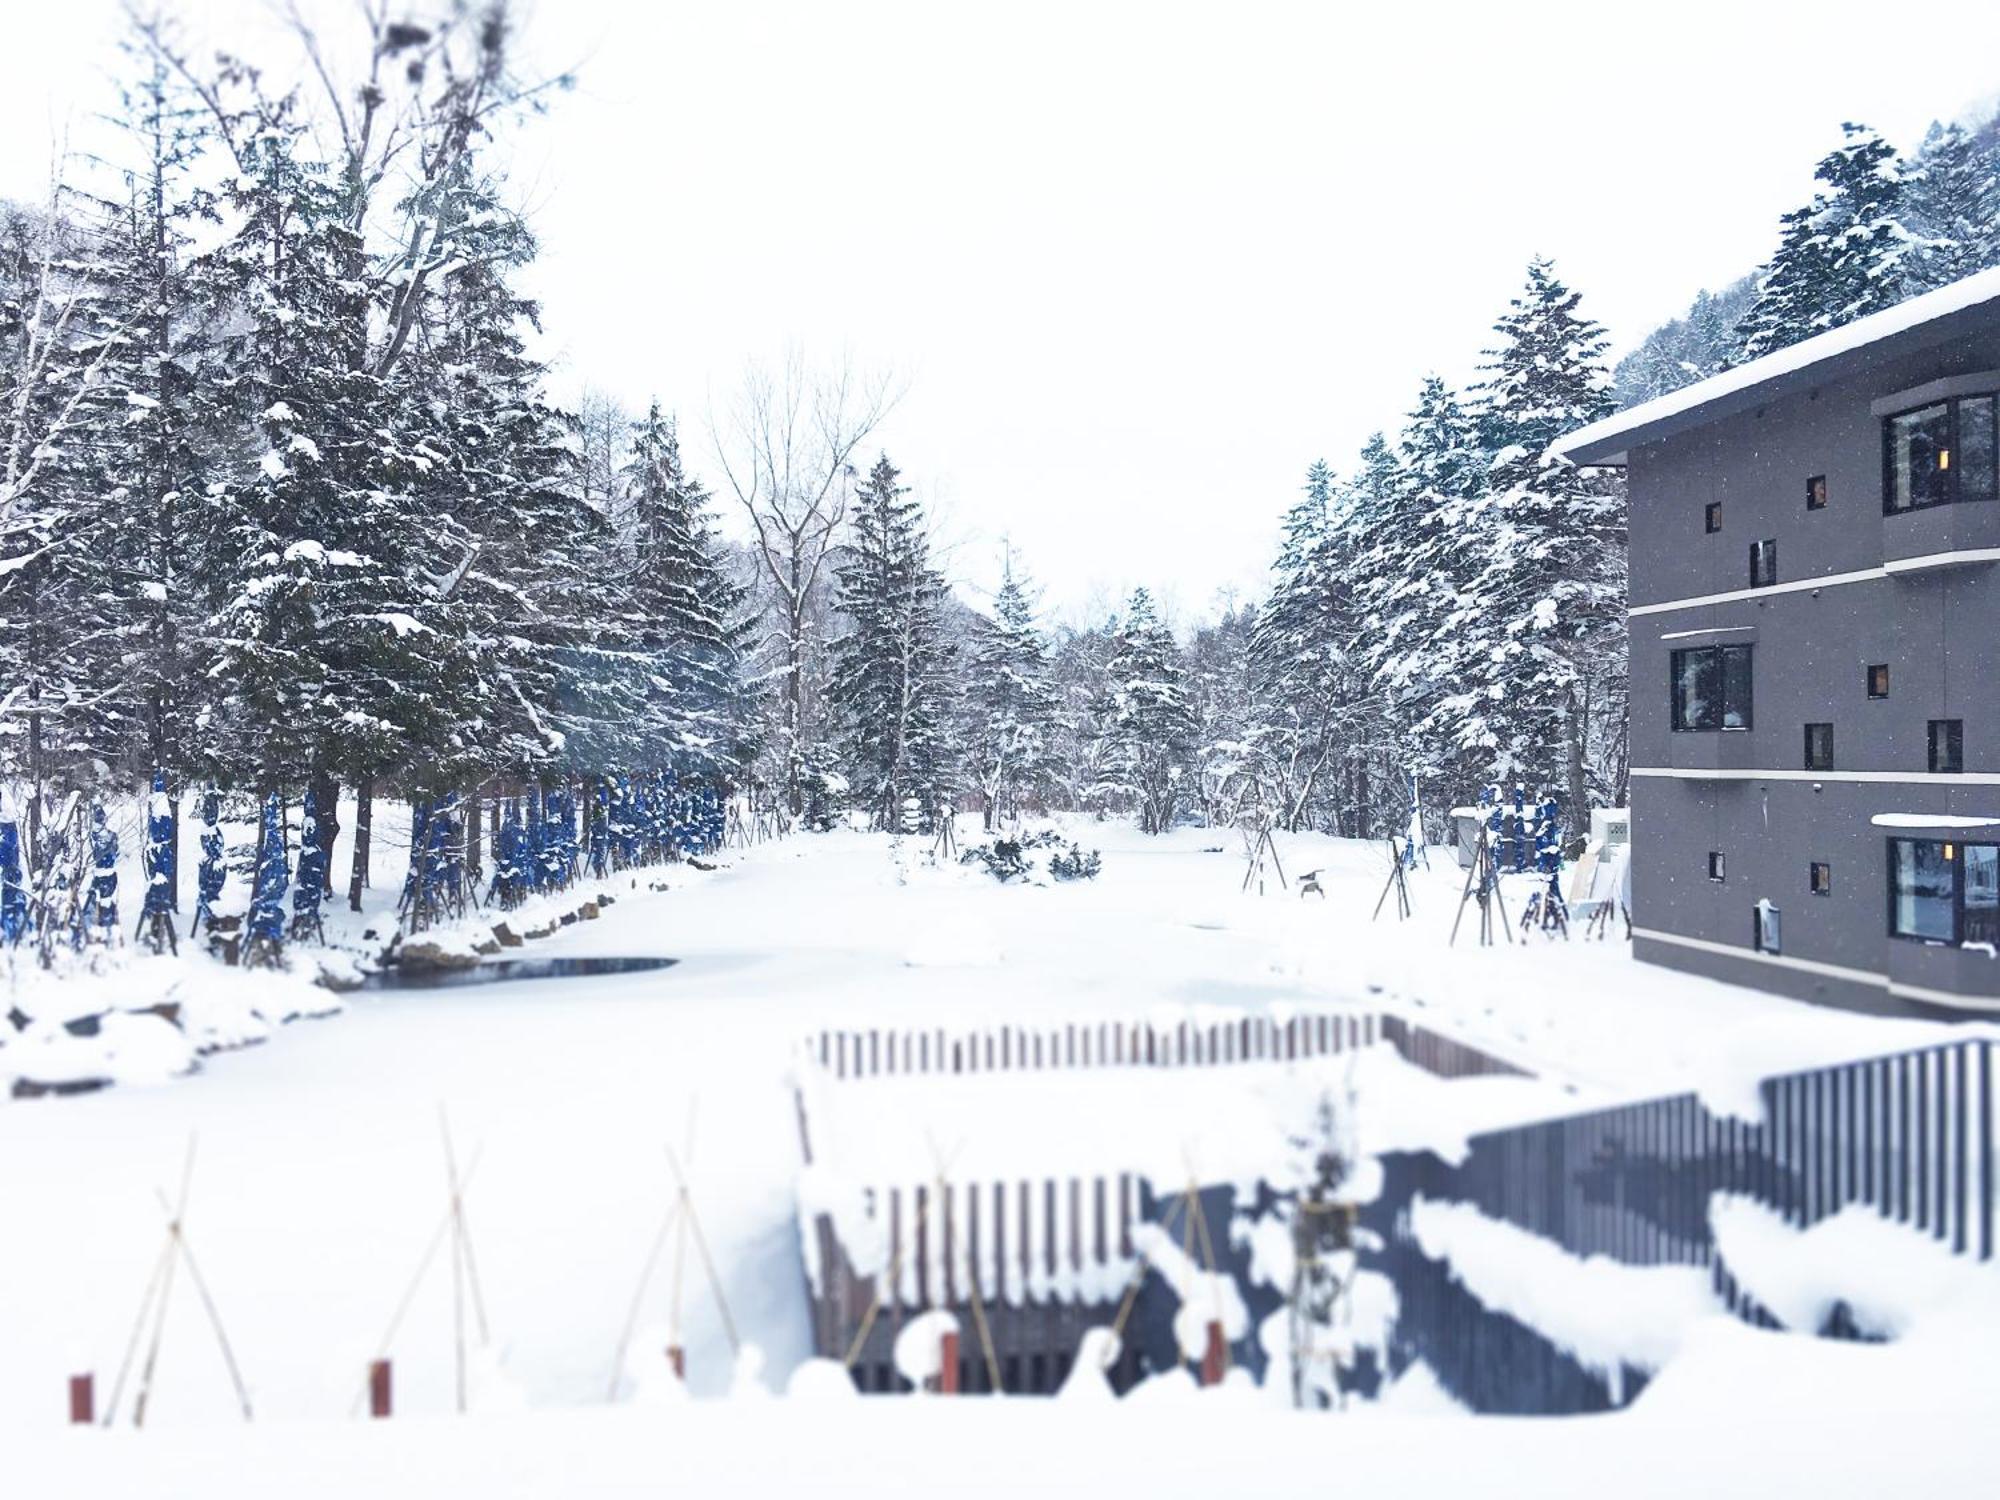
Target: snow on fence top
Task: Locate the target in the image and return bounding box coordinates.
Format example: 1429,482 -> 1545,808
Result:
1553,263 -> 2000,466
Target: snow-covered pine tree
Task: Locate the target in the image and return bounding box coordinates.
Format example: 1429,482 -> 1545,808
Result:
618,401 -> 751,780
828,454 -> 959,831
1249,461 -> 1353,832
1737,123 -> 1908,361
1187,603 -> 1258,829
1045,619 -> 1116,814
1363,381 -> 1488,823
195,91 -> 449,806
1423,259 -> 1623,822
1901,121 -> 2000,296
1097,587 -> 1193,835
1610,281 -> 1757,407
89,30 -> 227,794
964,553 -> 1059,829
0,184 -> 131,837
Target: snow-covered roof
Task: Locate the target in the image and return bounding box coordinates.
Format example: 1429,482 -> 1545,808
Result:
1555,265 -> 2000,466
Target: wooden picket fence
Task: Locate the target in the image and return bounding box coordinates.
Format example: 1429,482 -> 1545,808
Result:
805,1009 -> 1532,1083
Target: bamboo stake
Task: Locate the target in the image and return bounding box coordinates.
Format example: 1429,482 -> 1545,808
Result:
665,1143 -> 739,1355
926,1145 -> 1000,1394
349,1148 -> 484,1418
440,1112 -> 468,1414
151,1188 -> 252,1421
101,1238 -> 172,1427
839,1144 -> 966,1370
132,1138 -> 198,1428
667,1102 -> 698,1370
604,1200 -> 680,1401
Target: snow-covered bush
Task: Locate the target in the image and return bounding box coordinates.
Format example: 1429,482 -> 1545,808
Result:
1048,843 -> 1102,881
960,829 -> 1102,885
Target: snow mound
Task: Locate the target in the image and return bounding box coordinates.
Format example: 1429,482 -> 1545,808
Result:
891,1310 -> 961,1387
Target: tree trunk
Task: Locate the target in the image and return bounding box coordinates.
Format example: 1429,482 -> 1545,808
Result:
1566,687 -> 1589,833
348,777 -> 373,913
465,788 -> 482,885
311,771 -> 340,896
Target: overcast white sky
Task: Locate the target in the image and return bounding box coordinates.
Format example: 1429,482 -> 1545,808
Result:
6,1 -> 2000,625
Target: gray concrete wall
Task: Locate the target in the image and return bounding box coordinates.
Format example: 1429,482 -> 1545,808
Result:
1630,332 -> 2000,609
1626,330 -> 2000,1015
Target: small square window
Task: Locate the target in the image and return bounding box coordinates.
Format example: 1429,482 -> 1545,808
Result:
1754,901 -> 1782,955
1806,475 -> 1828,510
1704,502 -> 1723,534
1708,851 -> 1726,882
1867,664 -> 1890,699
1810,861 -> 1831,896
1929,718 -> 1964,774
1804,722 -> 1834,771
1750,538 -> 1778,587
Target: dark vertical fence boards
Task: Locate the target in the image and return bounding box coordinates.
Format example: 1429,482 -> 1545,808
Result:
1373,1037 -> 1995,1417
805,1010 -> 1526,1086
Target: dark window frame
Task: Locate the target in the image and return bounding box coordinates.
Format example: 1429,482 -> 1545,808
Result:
1811,861 -> 1832,897
1704,501 -> 1723,534
1806,474 -> 1828,511
1670,644 -> 1754,732
1749,537 -> 1778,587
1708,851 -> 1726,882
1867,663 -> 1890,700
1929,718 -> 1964,775
1754,901 -> 1782,955
1887,837 -> 2000,946
1803,722 -> 1834,771
1882,392 -> 2000,514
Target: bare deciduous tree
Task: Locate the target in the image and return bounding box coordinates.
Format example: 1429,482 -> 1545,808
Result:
711,352 -> 896,815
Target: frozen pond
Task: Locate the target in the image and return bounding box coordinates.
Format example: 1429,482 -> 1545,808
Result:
361,956 -> 679,990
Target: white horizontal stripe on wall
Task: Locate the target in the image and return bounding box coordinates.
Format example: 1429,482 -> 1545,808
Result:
1629,546 -> 2000,617
1883,546 -> 2000,574
1628,567 -> 1884,617
1633,927 -> 2000,1013
1633,926 -> 1886,987
1632,767 -> 2000,786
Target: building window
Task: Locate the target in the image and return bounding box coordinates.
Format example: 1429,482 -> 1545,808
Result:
1803,722 -> 1834,771
1884,393 -> 1999,512
1750,538 -> 1778,587
1929,718 -> 1964,774
1811,861 -> 1832,896
1754,901 -> 1782,955
1708,851 -> 1726,882
1806,474 -> 1828,510
1890,838 -> 1999,945
1705,501 -> 1723,533
1670,644 -> 1753,732
1867,663 -> 1890,699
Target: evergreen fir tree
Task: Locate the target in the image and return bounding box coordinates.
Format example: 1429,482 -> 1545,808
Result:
1737,123 -> 1908,360
618,401 -> 751,779
1901,121 -> 2000,295
1249,460 -> 1352,830
1098,587 -> 1193,835
964,553 -> 1058,829
828,454 -> 959,831
1364,380 -> 1489,824
1422,259 -> 1623,820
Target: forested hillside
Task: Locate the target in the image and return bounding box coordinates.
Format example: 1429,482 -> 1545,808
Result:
1614,108 -> 2000,407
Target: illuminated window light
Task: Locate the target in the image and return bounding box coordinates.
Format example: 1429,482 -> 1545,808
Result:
1940,448 -> 1952,471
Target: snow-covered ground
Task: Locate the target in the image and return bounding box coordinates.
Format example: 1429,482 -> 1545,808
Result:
3,817 -> 1994,1494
